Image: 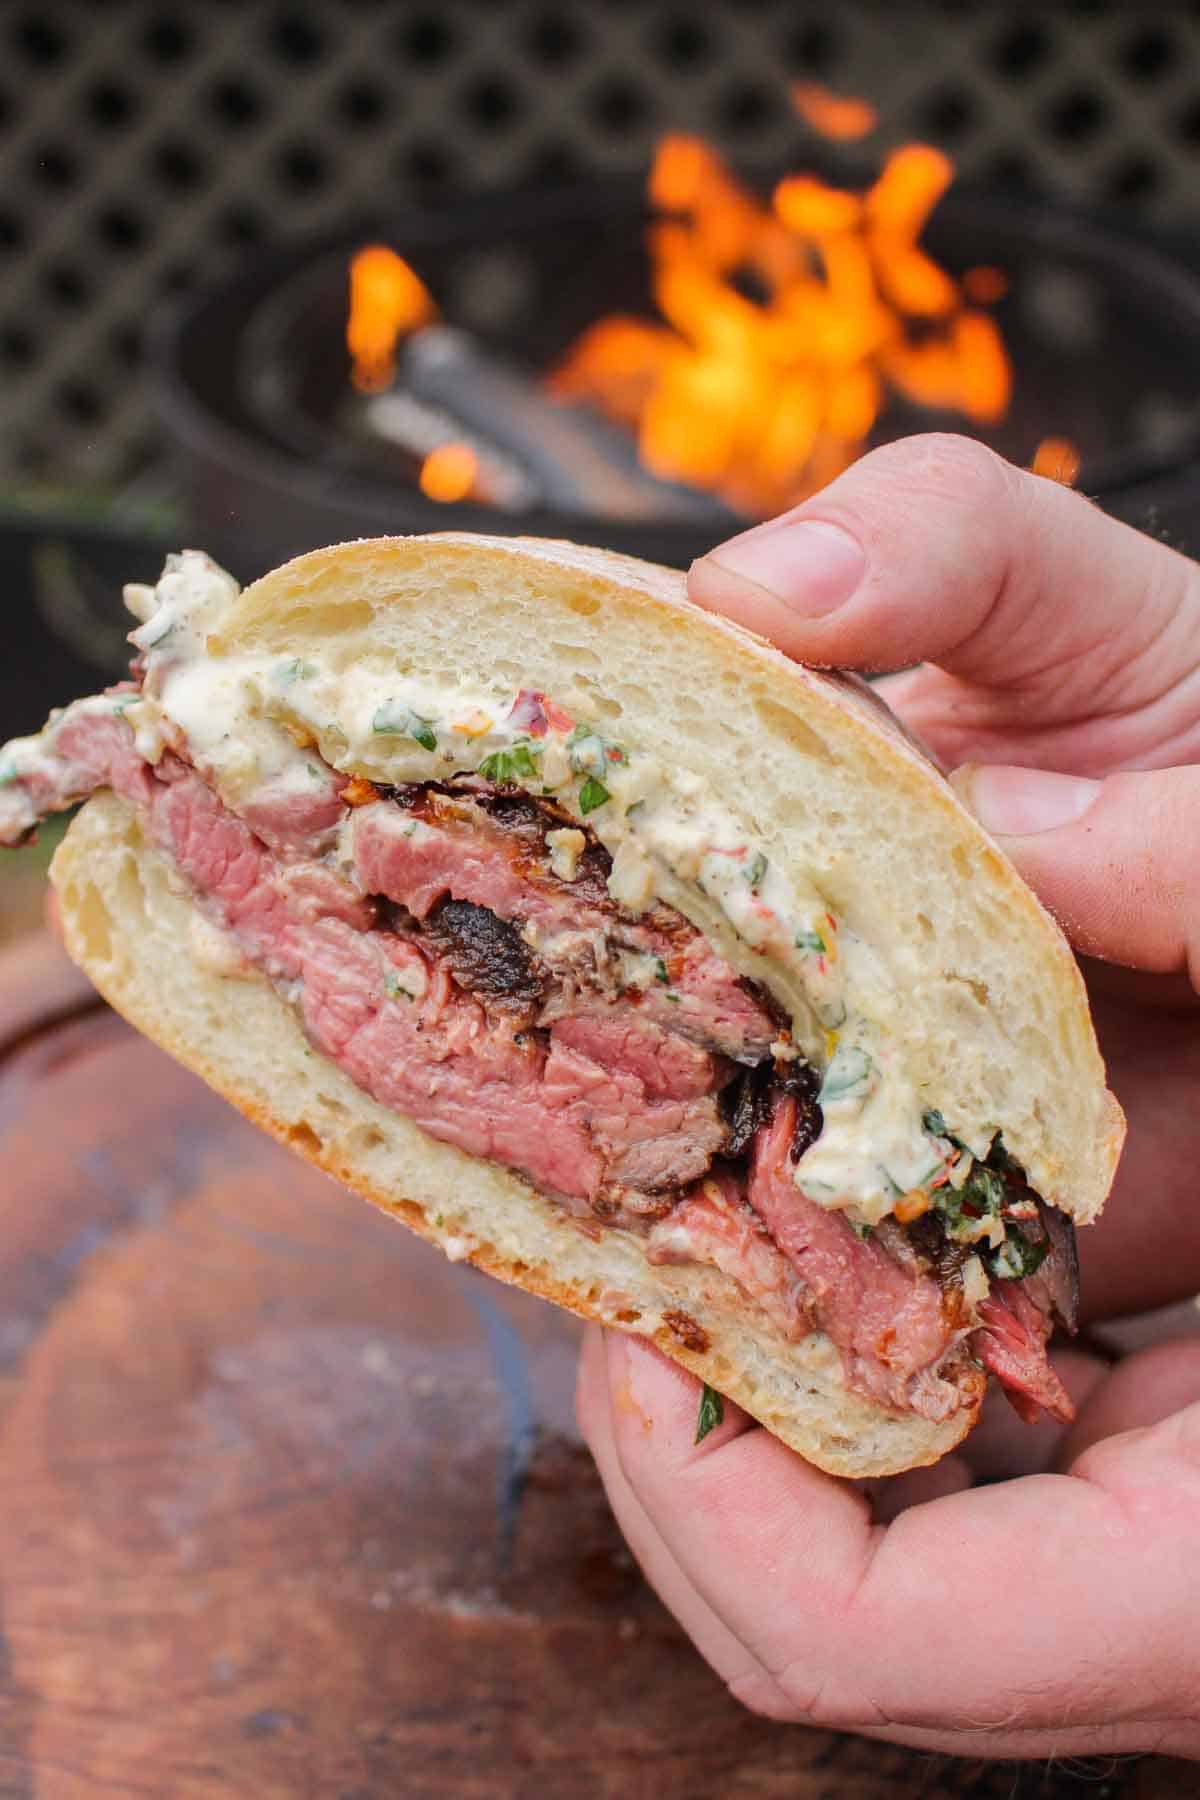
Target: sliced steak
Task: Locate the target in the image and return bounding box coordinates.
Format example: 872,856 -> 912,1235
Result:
973,1282 -> 1074,1424
3,701 -> 154,837
1025,1199 -> 1080,1333
647,1171 -> 811,1344
551,1010 -> 724,1102
541,1037 -> 727,1195
238,770 -> 347,858
349,797 -> 777,1063
422,897 -> 545,1019
748,1100 -> 973,1422
1,690 -> 1079,1435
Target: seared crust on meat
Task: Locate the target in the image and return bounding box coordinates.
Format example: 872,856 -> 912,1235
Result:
421,898 -> 546,1017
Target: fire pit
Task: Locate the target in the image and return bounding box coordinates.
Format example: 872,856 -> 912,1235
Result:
152,167 -> 1200,578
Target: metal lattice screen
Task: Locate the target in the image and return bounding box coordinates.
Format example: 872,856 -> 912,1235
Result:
3,0 -> 1200,489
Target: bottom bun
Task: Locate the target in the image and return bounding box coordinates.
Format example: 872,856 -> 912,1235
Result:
52,792 -> 981,1478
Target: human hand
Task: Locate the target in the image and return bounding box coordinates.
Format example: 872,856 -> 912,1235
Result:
577,434 -> 1200,1758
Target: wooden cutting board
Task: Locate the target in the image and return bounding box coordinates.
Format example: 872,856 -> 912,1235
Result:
0,932 -> 1191,1798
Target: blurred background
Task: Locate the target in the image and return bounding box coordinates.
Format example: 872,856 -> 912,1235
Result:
3,0 -> 1200,940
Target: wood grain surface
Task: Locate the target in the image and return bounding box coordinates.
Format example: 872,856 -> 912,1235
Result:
0,932 -> 1193,1798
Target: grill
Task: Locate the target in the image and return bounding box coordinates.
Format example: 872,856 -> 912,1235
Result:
4,1 -> 1200,491
154,180 -> 1200,575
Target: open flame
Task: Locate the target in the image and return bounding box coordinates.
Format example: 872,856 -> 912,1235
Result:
346,98 -> 1038,516
347,245 -> 436,394
418,440 -> 478,502
551,120 -> 1012,516
791,83 -> 878,143
1030,436 -> 1081,485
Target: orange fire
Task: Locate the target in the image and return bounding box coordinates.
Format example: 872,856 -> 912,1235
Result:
419,441 -> 478,503
1030,436 -> 1081,485
551,124 -> 1012,516
962,265 -> 1009,305
347,245 -> 436,393
792,83 -> 878,142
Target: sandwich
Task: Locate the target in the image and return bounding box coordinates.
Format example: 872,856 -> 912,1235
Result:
0,536 -> 1122,1477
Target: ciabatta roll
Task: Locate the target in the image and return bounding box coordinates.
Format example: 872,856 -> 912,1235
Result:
0,536 -> 1122,1475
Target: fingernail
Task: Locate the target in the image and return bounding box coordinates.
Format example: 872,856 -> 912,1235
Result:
704,519 -> 866,618
957,765 -> 1102,836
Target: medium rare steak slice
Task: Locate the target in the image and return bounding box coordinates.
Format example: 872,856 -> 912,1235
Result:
973,1282 -> 1074,1424
748,1101 -> 975,1421
648,1170 -> 811,1344
550,1011 -> 724,1102
347,796 -> 778,1064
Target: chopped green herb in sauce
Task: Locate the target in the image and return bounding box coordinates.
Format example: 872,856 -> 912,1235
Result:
277,658 -> 317,684
372,702 -> 438,752
695,1383 -> 724,1443
922,1108 -> 972,1153
795,926 -> 826,954
479,741 -> 540,783
935,1161 -> 1006,1237
568,723 -> 627,779
654,958 -> 670,984
985,1229 -> 1049,1281
819,1044 -> 875,1104
745,851 -> 768,890
578,775 -> 610,814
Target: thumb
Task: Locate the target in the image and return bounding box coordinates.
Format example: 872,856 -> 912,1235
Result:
956,762 -> 1200,980
687,433 -> 1200,700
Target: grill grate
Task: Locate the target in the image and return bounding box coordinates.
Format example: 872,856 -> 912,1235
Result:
3,0 -> 1200,488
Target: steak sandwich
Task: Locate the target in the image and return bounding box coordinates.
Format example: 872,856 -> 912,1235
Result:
0,536 -> 1123,1476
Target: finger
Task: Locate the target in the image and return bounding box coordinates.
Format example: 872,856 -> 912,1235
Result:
688,434 -> 1200,768
1059,1337 -> 1200,1466
946,1346 -> 1109,1482
862,1453 -> 972,1525
953,761 -> 1200,979
598,1328 -> 1200,1752
587,1333 -> 882,1715
1075,993 -> 1200,1319
575,1328 -> 796,1716
867,1346 -> 1110,1510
